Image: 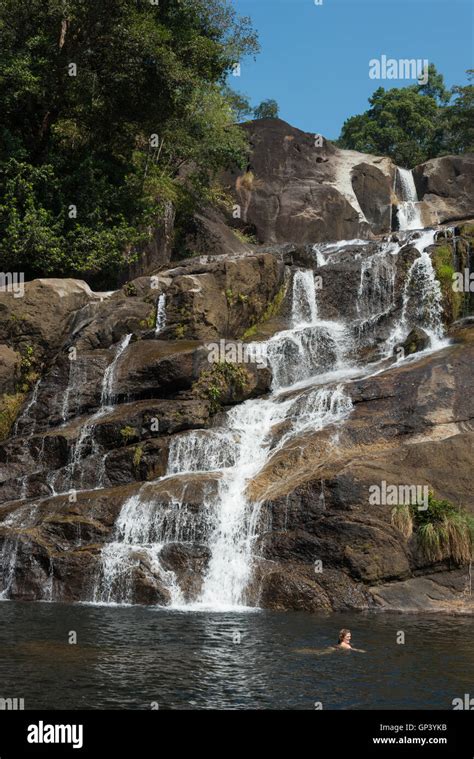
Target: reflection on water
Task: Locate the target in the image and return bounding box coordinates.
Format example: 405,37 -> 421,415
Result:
0,602 -> 472,710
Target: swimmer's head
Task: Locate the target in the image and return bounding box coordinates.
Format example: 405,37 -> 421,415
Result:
338,628 -> 351,645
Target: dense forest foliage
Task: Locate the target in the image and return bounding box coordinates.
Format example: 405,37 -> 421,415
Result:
338,65 -> 474,167
0,0 -> 258,282
0,0 -> 472,284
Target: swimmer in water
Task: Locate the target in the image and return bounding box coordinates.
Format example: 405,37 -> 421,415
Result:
294,628 -> 366,655
335,628 -> 365,652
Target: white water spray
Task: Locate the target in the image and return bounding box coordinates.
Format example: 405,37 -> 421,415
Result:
397,167 -> 422,231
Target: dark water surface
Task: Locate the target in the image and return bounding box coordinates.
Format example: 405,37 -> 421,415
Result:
0,602 -> 472,710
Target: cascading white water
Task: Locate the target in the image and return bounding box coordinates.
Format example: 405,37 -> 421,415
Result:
167,430 -> 238,474
93,269 -> 354,609
387,230 -> 445,351
13,379 -> 41,437
2,224 -> 452,604
155,294 -> 167,335
354,243 -> 399,349
267,268 -> 351,389
100,333 -> 132,411
94,226 -> 451,609
397,167 -> 422,231
93,491 -> 188,605
60,334 -> 132,493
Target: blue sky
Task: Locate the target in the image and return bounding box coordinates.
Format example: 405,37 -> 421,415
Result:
231,0 -> 473,139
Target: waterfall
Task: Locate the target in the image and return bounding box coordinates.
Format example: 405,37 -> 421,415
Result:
155,294 -> 167,335
61,333 -> 132,494
92,270 -> 354,609
387,230 -> 445,351
13,379 -> 41,437
0,539 -> 19,600
397,167 -> 423,231
1,229 -> 451,606
354,243 -> 398,350
100,333 -> 132,410
267,269 -> 351,389
291,269 -> 319,326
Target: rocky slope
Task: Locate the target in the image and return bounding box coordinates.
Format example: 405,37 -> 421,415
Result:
0,120 -> 473,614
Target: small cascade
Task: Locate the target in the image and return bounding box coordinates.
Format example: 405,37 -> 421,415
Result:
155,294 -> 167,335
0,505 -> 39,599
167,430 -> 238,474
267,270 -> 351,389
60,356 -> 88,423
13,379 -> 41,437
291,269 -> 319,326
93,492 -> 188,606
63,333 -> 132,493
100,333 -> 132,411
354,243 -> 398,348
0,539 -> 19,600
387,230 -> 445,350
397,167 -> 423,231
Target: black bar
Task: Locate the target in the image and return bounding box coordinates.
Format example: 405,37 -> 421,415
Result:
0,710 -> 472,757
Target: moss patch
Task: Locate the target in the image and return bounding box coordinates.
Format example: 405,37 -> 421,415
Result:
432,244 -> 463,323
174,323 -> 186,339
193,361 -> 250,413
120,425 -> 138,444
233,229 -> 258,245
0,392 -> 26,441
133,444 -> 144,468
241,281 -> 287,340
139,307 -> 156,330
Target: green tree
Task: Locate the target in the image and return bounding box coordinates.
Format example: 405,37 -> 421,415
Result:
443,70 -> 474,153
338,65 -> 472,167
338,85 -> 441,167
253,99 -> 279,119
0,0 -> 259,284
222,85 -> 253,122
416,63 -> 451,104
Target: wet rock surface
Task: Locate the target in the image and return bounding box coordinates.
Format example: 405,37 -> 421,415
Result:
0,124 -> 472,613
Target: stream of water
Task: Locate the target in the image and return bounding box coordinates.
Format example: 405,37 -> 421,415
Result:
0,223 -> 451,611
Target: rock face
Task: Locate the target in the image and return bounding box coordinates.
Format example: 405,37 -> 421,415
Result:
249,335 -> 474,612
221,119 -> 396,244
0,279 -> 107,362
414,154 -> 474,225
0,345 -> 20,394
0,119 -> 473,614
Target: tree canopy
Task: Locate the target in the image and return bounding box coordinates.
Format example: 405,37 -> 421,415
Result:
338,65 -> 473,167
0,0 -> 259,283
253,99 -> 279,120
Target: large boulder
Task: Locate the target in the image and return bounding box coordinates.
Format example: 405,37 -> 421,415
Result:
413,154 -> 474,224
0,279 -> 105,362
221,118 -> 395,243
351,162 -> 393,234
161,251 -> 286,341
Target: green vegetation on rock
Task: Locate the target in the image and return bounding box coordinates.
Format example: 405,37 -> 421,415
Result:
120,425 -> 137,445
242,281 -> 287,340
133,444 -> 144,469
253,99 -> 279,120
392,493 -> 473,565
432,244 -> 463,323
0,392 -> 26,441
193,361 -> 250,413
